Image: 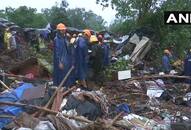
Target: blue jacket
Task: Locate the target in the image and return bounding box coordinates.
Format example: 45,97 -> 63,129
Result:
74,36 -> 89,80
162,55 -> 171,73
53,33 -> 71,86
102,44 -> 110,66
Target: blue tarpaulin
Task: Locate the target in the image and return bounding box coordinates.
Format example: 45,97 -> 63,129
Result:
0,83 -> 33,128
115,103 -> 131,114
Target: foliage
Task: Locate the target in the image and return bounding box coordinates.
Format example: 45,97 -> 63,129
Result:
42,1 -> 70,26
97,0 -> 165,24
0,0 -> 106,31
67,8 -> 106,30
5,6 -> 47,28
98,0 -> 191,65
104,59 -> 130,80
109,19 -> 136,35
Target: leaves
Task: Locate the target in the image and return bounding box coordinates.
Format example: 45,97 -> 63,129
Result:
0,0 -> 106,30
67,8 -> 105,30
104,59 -> 130,80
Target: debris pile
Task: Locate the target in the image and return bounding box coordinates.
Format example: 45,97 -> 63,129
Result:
0,18 -> 191,130
0,74 -> 190,130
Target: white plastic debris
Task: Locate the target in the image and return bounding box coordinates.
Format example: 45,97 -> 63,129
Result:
34,121 -> 56,130
147,88 -> 164,98
183,92 -> 191,101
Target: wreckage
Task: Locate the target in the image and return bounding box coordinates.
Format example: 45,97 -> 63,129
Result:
113,27 -> 156,64
0,19 -> 191,130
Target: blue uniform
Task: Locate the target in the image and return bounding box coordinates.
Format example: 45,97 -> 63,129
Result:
74,36 -> 88,80
102,44 -> 110,66
162,55 -> 171,73
53,33 -> 73,87
184,53 -> 191,84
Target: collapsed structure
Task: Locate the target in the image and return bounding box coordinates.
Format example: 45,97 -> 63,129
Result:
0,19 -> 190,130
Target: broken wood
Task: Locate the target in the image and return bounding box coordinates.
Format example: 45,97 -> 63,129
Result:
110,112 -> 124,126
0,73 -> 49,82
0,101 -> 92,123
39,66 -> 75,116
110,93 -> 147,100
128,74 -> 191,81
0,73 -> 26,79
0,80 -> 11,90
0,101 -> 130,129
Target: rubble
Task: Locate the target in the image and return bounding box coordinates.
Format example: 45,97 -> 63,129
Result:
0,73 -> 190,130
0,19 -> 191,130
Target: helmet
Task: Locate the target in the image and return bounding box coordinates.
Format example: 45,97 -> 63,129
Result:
56,23 -> 67,30
90,35 -> 98,43
83,29 -> 91,38
164,49 -> 170,54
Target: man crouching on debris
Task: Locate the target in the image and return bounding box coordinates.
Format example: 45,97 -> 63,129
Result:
162,49 -> 172,74
53,23 -> 71,87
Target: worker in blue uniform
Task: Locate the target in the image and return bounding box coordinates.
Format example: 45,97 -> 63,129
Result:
74,29 -> 91,88
53,23 -> 74,87
98,35 -> 110,67
162,49 -> 172,74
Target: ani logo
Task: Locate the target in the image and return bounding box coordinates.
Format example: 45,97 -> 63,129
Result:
164,11 -> 191,24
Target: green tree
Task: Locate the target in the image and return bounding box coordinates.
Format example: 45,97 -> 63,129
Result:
83,10 -> 106,31
99,0 -> 191,65
67,8 -> 106,31
97,0 -> 165,25
109,19 -> 135,35
0,10 -> 6,18
42,0 -> 70,26
5,6 -> 47,28
67,8 -> 87,29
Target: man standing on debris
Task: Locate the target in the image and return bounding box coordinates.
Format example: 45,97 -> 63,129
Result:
4,28 -> 12,50
98,34 -> 110,67
53,23 -> 72,87
74,29 -> 91,88
162,49 -> 172,74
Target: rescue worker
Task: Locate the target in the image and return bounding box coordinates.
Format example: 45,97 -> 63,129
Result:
162,49 -> 172,74
4,28 -> 12,50
183,49 -> 191,85
10,31 -> 17,49
89,35 -> 103,80
98,35 -> 110,67
53,23 -> 73,87
74,29 -> 91,88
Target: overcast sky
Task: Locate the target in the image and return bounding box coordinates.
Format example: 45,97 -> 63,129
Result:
0,0 -> 116,24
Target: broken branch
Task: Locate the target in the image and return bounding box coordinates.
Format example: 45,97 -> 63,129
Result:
0,80 -> 11,90
0,101 -> 92,123
39,66 -> 75,116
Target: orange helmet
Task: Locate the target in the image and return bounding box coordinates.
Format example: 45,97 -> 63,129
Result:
56,23 -> 67,30
83,29 -> 91,38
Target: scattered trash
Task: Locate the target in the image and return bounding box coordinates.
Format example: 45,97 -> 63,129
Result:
34,121 -> 56,130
